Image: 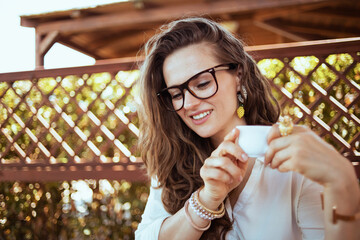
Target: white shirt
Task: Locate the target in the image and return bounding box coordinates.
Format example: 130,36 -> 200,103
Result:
135,157 -> 324,240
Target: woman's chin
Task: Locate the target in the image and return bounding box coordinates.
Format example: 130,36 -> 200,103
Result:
193,129 -> 215,139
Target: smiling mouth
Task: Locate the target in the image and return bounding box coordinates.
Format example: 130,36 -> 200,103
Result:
191,110 -> 212,120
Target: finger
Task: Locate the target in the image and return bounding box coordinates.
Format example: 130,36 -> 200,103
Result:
264,136 -> 291,166
270,148 -> 292,169
203,157 -> 243,181
268,124 -> 308,144
276,153 -> 309,175
265,125 -> 308,165
234,159 -> 248,182
224,127 -> 240,143
200,164 -> 233,184
217,141 -> 248,162
267,124 -> 281,144
267,123 -> 309,143
277,160 -> 293,173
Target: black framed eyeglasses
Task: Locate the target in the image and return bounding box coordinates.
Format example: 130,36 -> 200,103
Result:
157,63 -> 237,111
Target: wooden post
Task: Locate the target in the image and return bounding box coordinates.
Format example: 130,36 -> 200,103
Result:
35,31 -> 59,69
35,32 -> 44,69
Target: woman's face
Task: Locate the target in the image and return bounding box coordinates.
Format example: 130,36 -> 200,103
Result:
162,42 -> 245,146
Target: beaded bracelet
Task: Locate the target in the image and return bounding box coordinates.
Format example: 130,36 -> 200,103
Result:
189,187 -> 225,221
184,200 -> 211,231
320,192 -> 360,224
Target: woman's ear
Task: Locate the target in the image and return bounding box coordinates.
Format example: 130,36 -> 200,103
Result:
235,65 -> 242,91
236,64 -> 242,77
236,65 -> 242,81
236,77 -> 241,92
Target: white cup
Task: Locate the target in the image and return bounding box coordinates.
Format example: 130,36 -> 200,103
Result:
236,125 -> 272,158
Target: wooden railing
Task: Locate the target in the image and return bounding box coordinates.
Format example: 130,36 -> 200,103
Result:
247,37 -> 360,162
0,37 -> 359,181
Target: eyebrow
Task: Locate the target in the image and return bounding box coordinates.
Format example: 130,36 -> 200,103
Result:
167,66 -> 213,88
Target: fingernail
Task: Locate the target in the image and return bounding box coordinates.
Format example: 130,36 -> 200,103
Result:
241,153 -> 248,162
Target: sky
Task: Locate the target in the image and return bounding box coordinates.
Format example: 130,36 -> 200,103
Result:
0,0 -> 125,73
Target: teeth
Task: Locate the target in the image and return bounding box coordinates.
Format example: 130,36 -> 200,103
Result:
192,111 -> 211,120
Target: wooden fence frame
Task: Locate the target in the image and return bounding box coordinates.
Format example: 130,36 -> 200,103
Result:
0,37 -> 359,181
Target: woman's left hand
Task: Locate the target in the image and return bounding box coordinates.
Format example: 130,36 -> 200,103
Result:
264,124 -> 356,188
266,124 -> 360,239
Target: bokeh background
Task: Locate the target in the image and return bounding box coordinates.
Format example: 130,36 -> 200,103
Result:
1,0 -> 359,239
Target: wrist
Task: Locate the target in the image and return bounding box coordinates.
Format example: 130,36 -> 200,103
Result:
320,192 -> 360,224
323,172 -> 360,218
324,157 -> 358,190
198,187 -> 225,211
324,164 -> 358,195
189,187 -> 225,221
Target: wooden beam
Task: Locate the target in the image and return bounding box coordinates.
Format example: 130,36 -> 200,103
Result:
284,24 -> 358,39
112,45 -> 147,59
291,12 -> 360,28
245,37 -> 360,60
39,31 -> 59,55
0,167 -> 148,181
35,32 -> 44,68
35,0 -> 331,35
1,37 -> 359,80
20,17 -> 37,27
58,37 -> 103,59
88,28 -> 154,49
254,1 -> 337,21
0,57 -> 138,82
254,20 -> 308,42
96,30 -> 156,56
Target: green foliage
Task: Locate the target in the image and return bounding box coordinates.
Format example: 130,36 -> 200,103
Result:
0,181 -> 149,240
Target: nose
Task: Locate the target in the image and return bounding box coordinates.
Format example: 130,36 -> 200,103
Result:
183,90 -> 201,110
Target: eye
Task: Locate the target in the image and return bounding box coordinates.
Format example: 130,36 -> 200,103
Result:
171,93 -> 182,100
196,80 -> 211,89
190,72 -> 214,90
168,89 -> 182,100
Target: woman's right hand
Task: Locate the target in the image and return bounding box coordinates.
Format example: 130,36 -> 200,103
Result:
199,128 -> 249,209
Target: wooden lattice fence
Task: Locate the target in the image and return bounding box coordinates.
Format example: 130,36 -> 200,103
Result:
0,38 -> 359,181
249,37 -> 360,162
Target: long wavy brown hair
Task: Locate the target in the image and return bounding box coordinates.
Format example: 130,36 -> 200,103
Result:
137,17 -> 280,239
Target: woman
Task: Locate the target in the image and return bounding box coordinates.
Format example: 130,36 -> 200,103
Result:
135,17 -> 359,239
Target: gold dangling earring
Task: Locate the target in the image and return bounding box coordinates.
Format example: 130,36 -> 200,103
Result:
237,92 -> 245,119
237,103 -> 245,119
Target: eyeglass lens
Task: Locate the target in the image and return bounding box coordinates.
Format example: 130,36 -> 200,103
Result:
167,71 -> 217,111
